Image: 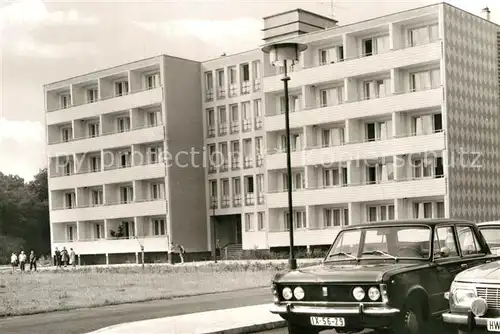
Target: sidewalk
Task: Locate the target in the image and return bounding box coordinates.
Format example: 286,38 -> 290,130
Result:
86,304 -> 285,334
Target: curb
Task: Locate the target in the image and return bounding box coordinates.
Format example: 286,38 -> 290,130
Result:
206,320 -> 286,334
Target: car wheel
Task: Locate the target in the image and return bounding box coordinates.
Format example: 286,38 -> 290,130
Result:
395,299 -> 427,334
287,322 -> 318,334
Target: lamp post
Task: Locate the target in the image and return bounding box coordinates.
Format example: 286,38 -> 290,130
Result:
211,202 -> 218,263
261,42 -> 307,271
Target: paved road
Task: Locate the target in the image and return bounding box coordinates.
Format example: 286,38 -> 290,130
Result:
0,287 -> 271,334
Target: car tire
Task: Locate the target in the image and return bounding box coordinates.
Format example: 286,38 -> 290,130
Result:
395,299 -> 427,334
286,322 -> 318,334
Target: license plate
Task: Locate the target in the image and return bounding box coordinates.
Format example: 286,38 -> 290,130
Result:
488,319 -> 500,332
310,316 -> 345,327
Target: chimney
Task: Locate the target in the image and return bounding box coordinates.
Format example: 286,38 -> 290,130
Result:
481,6 -> 491,21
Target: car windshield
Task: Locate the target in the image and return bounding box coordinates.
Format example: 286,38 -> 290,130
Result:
325,225 -> 432,262
480,227 -> 500,248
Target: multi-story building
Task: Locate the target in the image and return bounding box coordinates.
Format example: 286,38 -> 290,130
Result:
45,3 -> 500,262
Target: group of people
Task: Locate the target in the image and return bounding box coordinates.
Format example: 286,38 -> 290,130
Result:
54,246 -> 77,267
10,250 -> 38,271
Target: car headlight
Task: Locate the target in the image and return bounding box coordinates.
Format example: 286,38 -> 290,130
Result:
294,286 -> 305,300
282,287 -> 293,300
452,287 -> 477,307
368,287 -> 380,301
353,287 -> 365,301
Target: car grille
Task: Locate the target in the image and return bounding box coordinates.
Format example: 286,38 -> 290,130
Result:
278,284 -> 381,303
476,287 -> 500,309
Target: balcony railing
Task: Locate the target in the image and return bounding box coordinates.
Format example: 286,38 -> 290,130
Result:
242,119 -> 252,132
255,117 -> 263,130
253,79 -> 261,92
264,39 -> 442,78
51,197 -> 166,211
231,158 -> 240,170
230,122 -> 240,134
233,194 -> 241,207
205,89 -> 214,102
217,87 -> 226,99
207,126 -> 215,137
47,86 -> 163,112
229,84 -> 238,97
50,160 -> 162,178
221,195 -> 230,208
245,193 -> 254,205
241,81 -> 250,95
257,193 -> 265,205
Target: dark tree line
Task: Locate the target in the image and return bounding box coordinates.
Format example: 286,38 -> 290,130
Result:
0,168 -> 50,264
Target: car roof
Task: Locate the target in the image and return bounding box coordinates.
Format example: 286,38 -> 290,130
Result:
342,218 -> 473,230
477,221 -> 500,227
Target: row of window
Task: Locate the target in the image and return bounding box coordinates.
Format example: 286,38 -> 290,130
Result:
206,99 -> 262,137
244,212 -> 266,231
56,72 -> 160,109
207,137 -> 264,172
209,175 -> 265,208
205,61 -> 261,101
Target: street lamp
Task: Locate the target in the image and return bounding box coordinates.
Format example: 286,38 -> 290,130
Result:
261,42 -> 307,271
211,202 -> 218,263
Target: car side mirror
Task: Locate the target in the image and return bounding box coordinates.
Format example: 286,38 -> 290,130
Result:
439,247 -> 450,258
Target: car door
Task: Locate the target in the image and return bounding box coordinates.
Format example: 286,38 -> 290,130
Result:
456,224 -> 493,269
430,225 -> 464,313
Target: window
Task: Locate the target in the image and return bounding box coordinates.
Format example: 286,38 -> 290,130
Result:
153,219 -> 166,236
117,117 -> 131,132
410,69 -> 440,91
252,61 -> 261,91
150,183 -> 165,200
90,156 -> 101,172
413,157 -> 442,179
120,186 -> 133,203
115,81 -> 129,96
91,189 -> 103,206
256,174 -> 264,204
255,137 -> 263,167
413,202 -> 433,219
231,141 -> 240,169
367,205 -> 395,222
209,180 -> 218,207
363,79 -> 391,99
146,73 -> 160,89
324,208 -> 348,227
409,24 -> 439,46
319,45 -> 344,64
67,225 -> 75,241
148,146 -> 162,164
258,212 -> 265,230
324,168 -> 340,187
243,138 -> 253,168
60,94 -> 71,108
218,107 -> 227,135
207,108 -> 215,137
436,201 -> 445,218
88,123 -> 99,138
147,111 -> 159,127
321,128 -> 344,147
64,192 -> 75,209
229,66 -> 237,96
218,142 -> 228,171
242,102 -> 251,131
232,177 -> 241,206
216,69 -> 225,98
362,35 -> 390,56
120,151 -> 131,168
245,176 -> 254,194
320,87 -> 344,107
230,104 -> 239,133
285,211 -> 307,230
254,99 -> 262,129
205,71 -> 213,100
365,120 -> 392,141
283,171 -> 304,190
280,133 -> 302,152
411,113 -> 442,135
63,161 -> 73,176
94,223 -> 103,239
434,226 -> 458,258
61,127 -> 72,142
208,144 -> 216,172
280,95 -> 300,113
241,64 -> 250,81
87,88 -> 98,103
245,213 -> 254,231
457,226 -> 482,255
221,178 -> 230,207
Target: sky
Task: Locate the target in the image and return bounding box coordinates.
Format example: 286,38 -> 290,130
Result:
0,0 -> 499,181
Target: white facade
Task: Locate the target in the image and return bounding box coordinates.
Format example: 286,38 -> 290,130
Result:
46,3 -> 500,261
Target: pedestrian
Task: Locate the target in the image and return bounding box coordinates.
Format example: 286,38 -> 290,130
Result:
54,247 -> 61,267
29,250 -> 37,271
61,247 -> 69,267
10,252 -> 18,272
18,251 -> 27,271
177,244 -> 185,264
69,248 -> 76,267
216,239 -> 221,261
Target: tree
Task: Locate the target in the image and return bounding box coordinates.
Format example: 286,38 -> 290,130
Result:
0,168 -> 50,264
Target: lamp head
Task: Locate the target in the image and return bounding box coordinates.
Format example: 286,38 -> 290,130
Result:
261,42 -> 307,67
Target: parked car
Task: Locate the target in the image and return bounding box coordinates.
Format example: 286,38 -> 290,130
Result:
476,221 -> 500,255
270,219 -> 498,334
442,233 -> 500,334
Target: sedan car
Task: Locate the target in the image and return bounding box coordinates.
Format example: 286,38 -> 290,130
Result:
270,219 -> 499,334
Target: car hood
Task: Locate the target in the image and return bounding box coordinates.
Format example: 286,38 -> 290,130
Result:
455,261 -> 500,284
274,262 -> 420,284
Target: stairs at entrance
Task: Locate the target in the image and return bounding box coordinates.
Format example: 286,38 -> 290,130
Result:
224,243 -> 243,260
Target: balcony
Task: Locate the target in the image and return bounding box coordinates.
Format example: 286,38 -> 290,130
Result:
265,87 -> 442,132
48,162 -> 165,190
266,177 -> 446,208
266,131 -> 445,170
263,41 -> 442,92
46,87 -> 163,126
50,198 -> 167,223
268,228 -> 341,247
47,125 -> 164,157
52,236 -> 170,255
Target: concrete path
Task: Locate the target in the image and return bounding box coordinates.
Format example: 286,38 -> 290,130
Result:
86,304 -> 284,334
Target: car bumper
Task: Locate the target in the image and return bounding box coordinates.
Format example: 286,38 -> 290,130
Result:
443,311 -> 499,333
270,303 -> 400,330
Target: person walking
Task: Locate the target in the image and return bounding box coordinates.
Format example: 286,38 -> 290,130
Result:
10,252 -> 18,272
177,244 -> 185,264
61,247 -> 69,267
18,251 -> 27,271
69,248 -> 76,268
54,247 -> 61,267
29,250 -> 37,271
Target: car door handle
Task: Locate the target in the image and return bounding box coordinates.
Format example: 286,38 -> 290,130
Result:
461,263 -> 468,268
